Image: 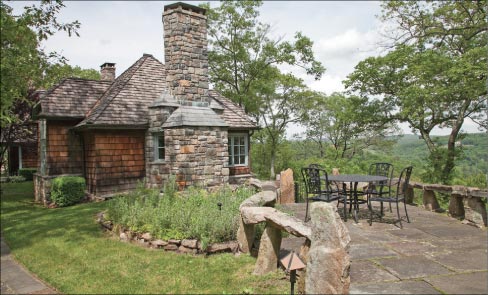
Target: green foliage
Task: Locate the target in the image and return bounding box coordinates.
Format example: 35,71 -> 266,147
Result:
302,92 -> 398,159
50,176 -> 86,207
18,168 -> 37,181
204,0 -> 324,116
107,180 -> 255,249
345,1 -> 487,184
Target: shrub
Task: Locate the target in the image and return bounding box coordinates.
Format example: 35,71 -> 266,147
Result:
8,176 -> 26,183
18,168 -> 37,181
51,176 -> 86,207
106,179 -> 255,249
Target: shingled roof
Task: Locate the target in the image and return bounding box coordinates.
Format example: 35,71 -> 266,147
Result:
209,90 -> 258,130
36,78 -> 111,119
76,54 -> 167,129
38,54 -> 257,131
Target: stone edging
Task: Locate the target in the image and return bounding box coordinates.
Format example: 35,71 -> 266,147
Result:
96,212 -> 238,255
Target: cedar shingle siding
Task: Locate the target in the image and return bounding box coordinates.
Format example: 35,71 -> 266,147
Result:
46,121 -> 83,175
84,131 -> 145,195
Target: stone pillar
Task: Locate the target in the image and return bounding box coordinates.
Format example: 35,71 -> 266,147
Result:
405,186 -> 415,204
297,239 -> 311,294
464,197 -> 487,227
448,194 -> 465,219
236,217 -> 255,254
305,202 -> 351,294
423,190 -> 441,212
279,168 -> 295,204
253,224 -> 282,275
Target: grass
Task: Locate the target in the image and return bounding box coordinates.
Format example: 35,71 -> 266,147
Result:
0,182 -> 288,294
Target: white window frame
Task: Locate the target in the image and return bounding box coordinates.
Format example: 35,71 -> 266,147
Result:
153,133 -> 165,161
228,133 -> 248,167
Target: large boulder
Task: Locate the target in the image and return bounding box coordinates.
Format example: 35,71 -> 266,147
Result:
305,202 -> 351,294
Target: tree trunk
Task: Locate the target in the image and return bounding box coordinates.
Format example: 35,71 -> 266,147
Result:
270,148 -> 276,180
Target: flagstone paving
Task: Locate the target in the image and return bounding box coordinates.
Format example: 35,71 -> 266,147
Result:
281,202 -> 488,294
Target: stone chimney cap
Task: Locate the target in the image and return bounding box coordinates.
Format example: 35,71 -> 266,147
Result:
143,53 -> 153,57
164,2 -> 206,15
100,62 -> 116,68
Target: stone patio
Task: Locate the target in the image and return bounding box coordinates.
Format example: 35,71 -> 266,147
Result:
280,202 -> 488,294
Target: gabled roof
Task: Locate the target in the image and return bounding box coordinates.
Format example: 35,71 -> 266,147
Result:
37,78 -> 111,119
76,54 -> 167,129
209,90 -> 258,130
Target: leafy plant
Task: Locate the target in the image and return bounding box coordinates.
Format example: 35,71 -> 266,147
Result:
18,168 -> 36,180
107,179 -> 255,249
50,176 -> 86,207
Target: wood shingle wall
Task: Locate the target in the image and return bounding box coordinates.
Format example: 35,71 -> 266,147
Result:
84,130 -> 145,195
46,121 -> 83,175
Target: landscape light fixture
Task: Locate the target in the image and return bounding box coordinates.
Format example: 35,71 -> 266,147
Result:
279,251 -> 306,295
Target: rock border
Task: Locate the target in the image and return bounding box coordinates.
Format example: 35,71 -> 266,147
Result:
96,212 -> 239,255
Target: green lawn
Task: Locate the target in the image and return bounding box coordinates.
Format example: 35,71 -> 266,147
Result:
0,182 -> 288,294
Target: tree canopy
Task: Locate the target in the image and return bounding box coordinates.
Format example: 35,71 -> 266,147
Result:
345,0 -> 487,184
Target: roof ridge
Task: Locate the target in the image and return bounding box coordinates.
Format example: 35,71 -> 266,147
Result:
84,55 -> 150,123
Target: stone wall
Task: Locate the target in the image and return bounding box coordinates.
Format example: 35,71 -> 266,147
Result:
146,126 -> 229,189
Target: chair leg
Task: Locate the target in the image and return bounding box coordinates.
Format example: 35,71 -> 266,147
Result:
380,202 -> 383,221
404,199 -> 410,223
305,197 -> 310,222
369,201 -> 373,226
396,201 -> 403,229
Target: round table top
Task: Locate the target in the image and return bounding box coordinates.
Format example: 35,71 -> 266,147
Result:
327,174 -> 388,183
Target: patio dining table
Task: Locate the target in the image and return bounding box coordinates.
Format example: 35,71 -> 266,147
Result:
327,174 -> 388,223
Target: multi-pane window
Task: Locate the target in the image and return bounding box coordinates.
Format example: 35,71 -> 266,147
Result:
154,133 -> 165,161
228,133 -> 248,166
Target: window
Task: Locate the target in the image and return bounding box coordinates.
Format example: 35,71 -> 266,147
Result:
228,133 -> 248,166
154,133 -> 165,161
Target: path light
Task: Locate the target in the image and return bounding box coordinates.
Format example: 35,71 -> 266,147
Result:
280,251 -> 306,295
217,202 -> 222,212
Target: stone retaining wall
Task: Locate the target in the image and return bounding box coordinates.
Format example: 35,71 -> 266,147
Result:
405,181 -> 488,227
97,213 -> 238,255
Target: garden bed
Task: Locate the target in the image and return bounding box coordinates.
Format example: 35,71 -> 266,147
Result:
101,180 -> 256,253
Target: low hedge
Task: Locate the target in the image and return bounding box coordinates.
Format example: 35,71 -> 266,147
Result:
51,176 -> 86,207
18,168 -> 37,181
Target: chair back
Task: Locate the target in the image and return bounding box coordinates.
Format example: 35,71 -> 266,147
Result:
369,162 -> 394,193
301,167 -> 331,196
396,166 -> 413,200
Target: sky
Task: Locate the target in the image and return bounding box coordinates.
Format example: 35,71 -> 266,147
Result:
8,0 -> 483,136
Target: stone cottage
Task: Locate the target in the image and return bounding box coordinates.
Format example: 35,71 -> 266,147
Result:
33,2 -> 257,201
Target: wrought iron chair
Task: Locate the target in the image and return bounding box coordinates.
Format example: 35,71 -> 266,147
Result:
365,162 -> 394,213
368,166 -> 413,228
301,166 -> 347,222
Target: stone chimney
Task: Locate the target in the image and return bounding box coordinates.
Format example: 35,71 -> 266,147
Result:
163,2 -> 208,105
100,62 -> 116,81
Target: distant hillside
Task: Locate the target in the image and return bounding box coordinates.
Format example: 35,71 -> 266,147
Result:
390,133 -> 488,178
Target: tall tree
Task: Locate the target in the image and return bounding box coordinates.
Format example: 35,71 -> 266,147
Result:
1,0 -> 80,125
255,71 -> 314,179
0,1 -> 97,173
204,0 -> 325,116
303,92 -> 397,160
345,1 -> 487,184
